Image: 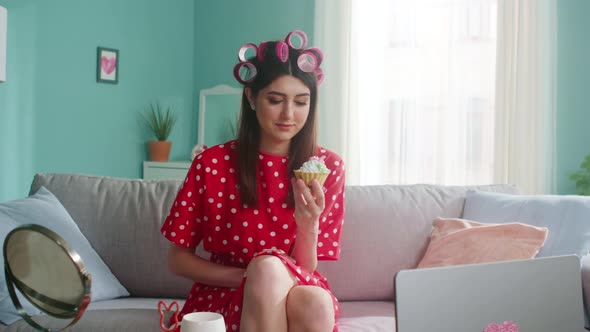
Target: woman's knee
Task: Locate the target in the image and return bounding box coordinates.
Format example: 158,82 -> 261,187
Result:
286,286 -> 335,329
243,255 -> 295,300
245,255 -> 288,281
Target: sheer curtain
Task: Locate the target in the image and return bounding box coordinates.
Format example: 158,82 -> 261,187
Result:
356,0 -> 498,185
315,0 -> 556,189
318,0 -> 498,186
494,0 -> 557,194
314,0 -> 361,185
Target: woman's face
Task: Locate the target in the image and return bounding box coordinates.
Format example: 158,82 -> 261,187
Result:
249,75 -> 311,155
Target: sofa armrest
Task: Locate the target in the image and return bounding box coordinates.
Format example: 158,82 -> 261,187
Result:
581,255 -> 590,328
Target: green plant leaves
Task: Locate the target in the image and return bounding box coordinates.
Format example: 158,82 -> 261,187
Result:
139,102 -> 177,141
570,153 -> 590,195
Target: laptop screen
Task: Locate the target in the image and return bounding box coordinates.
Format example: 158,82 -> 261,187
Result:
395,255 -> 584,332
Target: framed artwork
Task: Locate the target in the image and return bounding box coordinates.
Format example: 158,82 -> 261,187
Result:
96,47 -> 119,84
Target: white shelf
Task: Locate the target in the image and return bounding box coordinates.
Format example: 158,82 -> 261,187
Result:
143,161 -> 191,180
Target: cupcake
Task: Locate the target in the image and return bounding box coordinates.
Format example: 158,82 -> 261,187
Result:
294,156 -> 331,186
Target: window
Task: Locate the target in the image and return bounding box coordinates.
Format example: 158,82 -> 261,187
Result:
355,0 -> 497,185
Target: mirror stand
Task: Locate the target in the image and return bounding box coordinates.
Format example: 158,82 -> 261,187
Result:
3,224 -> 91,331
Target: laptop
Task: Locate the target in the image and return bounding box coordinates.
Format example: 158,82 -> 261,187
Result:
395,255 -> 586,332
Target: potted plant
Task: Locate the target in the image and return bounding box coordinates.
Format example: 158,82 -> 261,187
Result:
139,102 -> 177,162
570,153 -> 590,195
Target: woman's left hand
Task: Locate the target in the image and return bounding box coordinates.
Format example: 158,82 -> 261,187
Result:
291,178 -> 325,233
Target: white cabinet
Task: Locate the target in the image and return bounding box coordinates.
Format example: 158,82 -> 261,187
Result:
143,161 -> 191,180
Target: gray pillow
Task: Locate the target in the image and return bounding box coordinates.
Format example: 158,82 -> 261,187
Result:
0,187 -> 129,325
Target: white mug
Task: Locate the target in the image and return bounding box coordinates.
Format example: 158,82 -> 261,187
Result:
180,312 -> 225,332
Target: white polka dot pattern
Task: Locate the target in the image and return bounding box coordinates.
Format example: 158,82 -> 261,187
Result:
160,140 -> 345,331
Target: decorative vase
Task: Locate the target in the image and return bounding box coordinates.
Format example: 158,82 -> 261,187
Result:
148,141 -> 172,162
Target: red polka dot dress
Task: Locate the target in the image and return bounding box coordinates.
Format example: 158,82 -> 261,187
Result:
160,140 -> 346,332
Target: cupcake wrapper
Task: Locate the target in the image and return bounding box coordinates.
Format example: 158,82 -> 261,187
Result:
293,170 -> 329,187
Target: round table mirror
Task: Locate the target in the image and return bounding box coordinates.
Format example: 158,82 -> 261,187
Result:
3,224 -> 91,331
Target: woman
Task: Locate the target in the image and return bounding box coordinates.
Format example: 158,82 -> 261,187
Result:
161,30 -> 345,332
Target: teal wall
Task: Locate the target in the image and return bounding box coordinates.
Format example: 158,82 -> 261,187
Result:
0,0 -> 314,202
0,1 -> 36,203
3,0 -> 583,199
0,0 -> 196,201
193,0 -> 315,109
556,0 -> 590,194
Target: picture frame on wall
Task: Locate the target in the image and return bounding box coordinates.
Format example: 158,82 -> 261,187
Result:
96,47 -> 119,84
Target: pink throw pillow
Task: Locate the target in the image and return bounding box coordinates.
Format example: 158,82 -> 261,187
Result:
417,217 -> 548,269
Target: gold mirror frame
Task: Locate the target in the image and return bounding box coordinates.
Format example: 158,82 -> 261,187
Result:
3,224 -> 91,331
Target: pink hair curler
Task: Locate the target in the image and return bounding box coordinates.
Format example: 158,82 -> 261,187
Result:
297,51 -> 319,72
257,41 -> 268,62
237,43 -> 258,63
256,41 -> 289,63
315,68 -> 325,86
285,30 -> 308,49
233,62 -> 258,84
276,41 -> 289,62
233,30 -> 326,85
306,47 -> 324,66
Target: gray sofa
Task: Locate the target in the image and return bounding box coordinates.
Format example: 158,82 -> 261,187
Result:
0,173 -> 587,331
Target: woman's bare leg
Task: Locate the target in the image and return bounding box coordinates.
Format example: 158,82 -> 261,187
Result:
287,285 -> 335,332
240,255 -> 297,332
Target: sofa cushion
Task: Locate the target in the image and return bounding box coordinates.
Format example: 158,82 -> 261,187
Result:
317,184 -> 519,301
338,301 -> 395,319
2,309 -> 174,332
463,190 -> 590,257
86,297 -> 185,311
417,217 -> 548,268
338,301 -> 396,332
86,300 -> 397,330
30,174 -> 197,298
338,316 -> 397,332
3,303 -> 397,332
0,187 -> 129,325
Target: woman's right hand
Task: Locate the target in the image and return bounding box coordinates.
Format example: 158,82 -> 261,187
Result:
291,178 -> 325,234
168,244 -> 246,288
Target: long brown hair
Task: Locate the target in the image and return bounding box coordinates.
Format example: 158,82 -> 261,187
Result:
236,42 -> 319,207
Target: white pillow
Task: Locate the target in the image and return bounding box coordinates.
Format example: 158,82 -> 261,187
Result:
463,190 -> 590,258
0,187 -> 129,325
